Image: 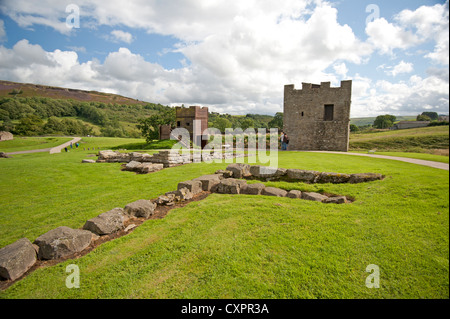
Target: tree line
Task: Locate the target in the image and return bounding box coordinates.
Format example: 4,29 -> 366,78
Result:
137,108 -> 284,142
351,112 -> 448,132
0,96 -> 167,137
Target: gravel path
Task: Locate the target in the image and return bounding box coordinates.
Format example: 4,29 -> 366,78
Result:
49,137 -> 82,154
5,137 -> 82,155
305,151 -> 449,171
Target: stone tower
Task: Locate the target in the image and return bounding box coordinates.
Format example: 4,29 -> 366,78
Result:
175,106 -> 209,148
283,80 -> 352,152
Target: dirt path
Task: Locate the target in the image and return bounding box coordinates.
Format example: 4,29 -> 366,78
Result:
49,137 -> 81,154
305,151 -> 449,171
5,137 -> 82,155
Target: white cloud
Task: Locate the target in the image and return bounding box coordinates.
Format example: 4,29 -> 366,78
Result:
333,62 -> 348,77
384,60 -> 414,77
350,74 -> 449,117
0,39 -> 52,69
365,1 -> 449,64
365,18 -> 419,55
425,28 -> 449,66
109,30 -> 134,44
0,20 -> 6,42
0,0 -> 75,35
0,0 -> 448,117
396,2 -> 449,66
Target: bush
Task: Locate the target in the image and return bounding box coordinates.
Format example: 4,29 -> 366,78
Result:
350,124 -> 359,132
374,114 -> 396,129
417,114 -> 431,121
428,121 -> 449,127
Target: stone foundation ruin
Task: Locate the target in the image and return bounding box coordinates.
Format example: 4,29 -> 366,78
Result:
0,160 -> 384,287
90,149 -> 246,173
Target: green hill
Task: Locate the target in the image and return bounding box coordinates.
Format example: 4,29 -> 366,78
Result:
0,80 -> 276,137
0,80 -> 147,105
0,80 -> 173,138
349,125 -> 449,153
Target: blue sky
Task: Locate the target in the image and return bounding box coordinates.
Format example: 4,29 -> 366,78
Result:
0,0 -> 448,117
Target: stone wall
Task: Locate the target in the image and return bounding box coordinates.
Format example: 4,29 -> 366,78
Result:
93,150 -> 245,171
393,121 -> 430,130
283,81 -> 351,152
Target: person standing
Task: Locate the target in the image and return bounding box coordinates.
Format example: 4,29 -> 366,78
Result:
280,131 -> 284,149
282,133 -> 289,150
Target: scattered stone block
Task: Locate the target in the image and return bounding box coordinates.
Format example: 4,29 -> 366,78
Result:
129,152 -> 144,162
249,166 -> 287,180
34,226 -> 93,260
215,178 -> 247,194
261,187 -> 288,197
193,174 -> 222,191
226,163 -> 251,178
215,170 -> 233,178
140,154 -> 154,162
155,194 -> 178,206
82,159 -> 96,163
83,208 -> 125,235
317,172 -> 351,184
324,196 -> 348,204
124,200 -> 156,218
286,190 -> 302,199
151,150 -> 191,167
286,169 -> 321,183
302,192 -> 329,202
177,180 -> 203,195
124,161 -> 142,171
137,163 -> 164,174
349,173 -> 384,184
240,183 -> 265,195
97,150 -> 129,163
124,224 -> 137,232
0,238 -> 37,281
166,187 -> 193,201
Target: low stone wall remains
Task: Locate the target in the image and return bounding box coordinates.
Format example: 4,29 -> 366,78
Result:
0,163 -> 383,286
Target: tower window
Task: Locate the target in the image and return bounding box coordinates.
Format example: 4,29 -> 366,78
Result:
324,104 -> 334,121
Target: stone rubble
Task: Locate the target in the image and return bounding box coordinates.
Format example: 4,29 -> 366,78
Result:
0,238 -> 37,281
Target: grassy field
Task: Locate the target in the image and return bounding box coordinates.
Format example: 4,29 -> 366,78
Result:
349,126 -> 449,154
0,136 -> 73,153
0,137 -> 448,299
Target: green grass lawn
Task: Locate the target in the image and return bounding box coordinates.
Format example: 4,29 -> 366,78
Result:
349,126 -> 449,152
0,137 -> 448,299
0,136 -> 73,153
